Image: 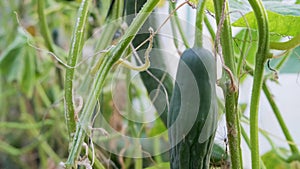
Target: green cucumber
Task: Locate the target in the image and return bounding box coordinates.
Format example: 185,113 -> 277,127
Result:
168,47 -> 218,169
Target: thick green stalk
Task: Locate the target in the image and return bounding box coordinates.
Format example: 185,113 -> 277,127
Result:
194,0 -> 207,48
65,0 -> 160,167
213,0 -> 242,168
213,1 -> 236,74
64,0 -> 91,141
247,0 -> 269,168
241,126 -> 266,169
262,83 -> 299,155
238,56 -> 298,157
240,53 -> 297,165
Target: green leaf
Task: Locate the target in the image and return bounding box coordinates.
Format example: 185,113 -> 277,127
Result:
233,29 -> 300,75
233,11 -> 300,36
207,0 -> 300,24
206,0 -> 253,21
233,29 -> 258,66
0,32 -> 27,83
0,28 -> 37,97
234,29 -> 283,66
147,117 -> 167,137
261,148 -> 292,169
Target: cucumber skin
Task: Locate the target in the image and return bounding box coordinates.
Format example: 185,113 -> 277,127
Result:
168,48 -> 217,169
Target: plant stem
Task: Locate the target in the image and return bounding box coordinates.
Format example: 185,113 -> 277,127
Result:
237,29 -> 249,77
204,15 -> 215,41
65,0 -> 160,167
37,0 -> 54,52
213,0 -> 242,168
194,0 -> 207,48
94,0 -> 123,52
275,51 -> 290,70
241,125 -> 266,169
87,148 -> 105,169
37,0 -> 64,88
238,53 -> 298,157
64,0 -> 91,142
169,2 -> 179,49
262,83 -> 300,155
270,34 -> 300,50
169,2 -> 190,48
247,0 -> 269,168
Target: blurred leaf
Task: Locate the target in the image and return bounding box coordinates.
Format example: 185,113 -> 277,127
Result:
0,31 -> 27,83
291,161 -> 300,168
188,0 -> 198,6
145,162 -> 170,169
233,29 -> 281,74
0,28 -> 37,97
21,46 -> 36,98
157,0 -> 166,7
207,0 -> 300,24
233,29 -> 258,66
263,1 -> 300,16
239,103 -> 248,114
278,46 -> 300,73
233,11 -> 300,36
205,0 -> 257,22
262,148 -> 292,169
234,29 -> 299,74
147,117 -> 167,137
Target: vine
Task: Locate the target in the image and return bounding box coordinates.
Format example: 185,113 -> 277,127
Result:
247,0 -> 270,168
64,0 -> 160,167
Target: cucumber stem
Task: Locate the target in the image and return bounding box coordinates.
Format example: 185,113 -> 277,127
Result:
37,0 -> 54,52
169,1 -> 190,48
270,34 -> 300,50
262,83 -> 300,155
64,0 -> 92,143
194,0 -> 207,48
247,0 -> 269,168
65,0 -> 160,167
212,0 -> 242,168
204,15 -> 215,41
237,29 -> 249,78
